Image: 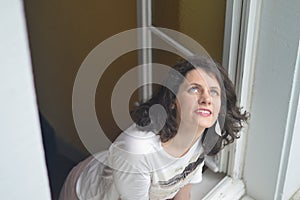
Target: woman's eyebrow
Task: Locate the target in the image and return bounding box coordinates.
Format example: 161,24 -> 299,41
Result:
190,83 -> 220,90
190,83 -> 202,87
210,86 -> 221,91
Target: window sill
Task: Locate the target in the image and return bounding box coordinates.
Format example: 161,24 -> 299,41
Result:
191,171 -> 245,200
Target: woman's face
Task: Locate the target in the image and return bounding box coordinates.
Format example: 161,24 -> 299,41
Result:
176,68 -> 221,130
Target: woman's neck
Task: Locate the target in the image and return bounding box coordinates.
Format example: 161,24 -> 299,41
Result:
162,124 -> 205,158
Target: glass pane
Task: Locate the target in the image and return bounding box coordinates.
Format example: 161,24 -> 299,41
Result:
152,0 -> 226,62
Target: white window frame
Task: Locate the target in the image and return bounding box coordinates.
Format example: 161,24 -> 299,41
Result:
137,0 -> 153,102
137,0 -> 262,198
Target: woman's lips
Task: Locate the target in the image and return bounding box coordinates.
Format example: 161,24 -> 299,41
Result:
195,108 -> 212,117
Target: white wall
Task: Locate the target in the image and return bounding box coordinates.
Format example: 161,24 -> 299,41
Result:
243,0 -> 300,199
0,0 -> 51,199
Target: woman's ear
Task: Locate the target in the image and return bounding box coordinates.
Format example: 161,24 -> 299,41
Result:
171,103 -> 176,109
170,99 -> 177,110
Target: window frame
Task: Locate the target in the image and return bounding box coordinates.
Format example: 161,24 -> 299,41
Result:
137,0 -> 261,198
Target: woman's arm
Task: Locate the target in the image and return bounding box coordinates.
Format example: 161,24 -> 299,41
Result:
173,184 -> 192,200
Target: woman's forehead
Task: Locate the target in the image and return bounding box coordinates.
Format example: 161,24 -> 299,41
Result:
184,68 -> 220,87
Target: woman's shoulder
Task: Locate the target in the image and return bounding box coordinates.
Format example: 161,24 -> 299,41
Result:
111,124 -> 161,155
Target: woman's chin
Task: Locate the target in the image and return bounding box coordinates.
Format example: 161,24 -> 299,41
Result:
195,120 -> 215,129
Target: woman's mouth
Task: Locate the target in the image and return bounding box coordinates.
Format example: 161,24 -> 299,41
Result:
195,108 -> 212,117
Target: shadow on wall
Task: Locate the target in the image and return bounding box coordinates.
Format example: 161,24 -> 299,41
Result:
39,112 -> 77,200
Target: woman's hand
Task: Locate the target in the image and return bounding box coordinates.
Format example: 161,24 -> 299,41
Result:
173,184 -> 192,200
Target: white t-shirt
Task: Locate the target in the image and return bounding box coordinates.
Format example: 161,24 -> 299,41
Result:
76,124 -> 205,200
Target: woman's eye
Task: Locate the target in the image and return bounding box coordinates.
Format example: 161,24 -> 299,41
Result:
210,89 -> 219,96
188,87 -> 200,94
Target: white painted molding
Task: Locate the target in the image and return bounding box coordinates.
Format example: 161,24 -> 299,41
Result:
222,0 -> 243,82
243,0 -> 300,198
274,40 -> 300,199
202,176 -> 246,200
227,0 -> 262,179
137,0 -> 153,101
219,0 -> 244,173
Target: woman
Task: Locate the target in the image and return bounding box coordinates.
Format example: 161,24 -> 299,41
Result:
59,56 -> 249,200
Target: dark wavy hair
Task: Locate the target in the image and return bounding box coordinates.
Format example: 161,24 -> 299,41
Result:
131,56 -> 249,155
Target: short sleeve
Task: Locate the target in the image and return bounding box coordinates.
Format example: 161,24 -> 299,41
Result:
107,124 -> 161,199
113,169 -> 151,200
108,137 -> 153,200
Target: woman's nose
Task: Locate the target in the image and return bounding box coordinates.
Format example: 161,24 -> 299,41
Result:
198,89 -> 211,105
